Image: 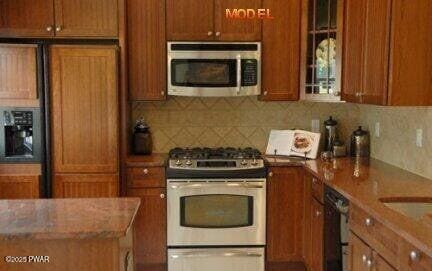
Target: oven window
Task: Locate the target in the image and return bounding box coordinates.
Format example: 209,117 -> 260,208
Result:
180,195 -> 253,228
171,59 -> 237,87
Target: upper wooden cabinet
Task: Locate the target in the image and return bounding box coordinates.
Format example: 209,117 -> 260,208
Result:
0,44 -> 39,107
167,0 -> 262,41
0,0 -> 118,38
261,0 -> 301,101
266,167 -> 304,262
342,0 -> 432,106
128,0 -> 166,101
0,0 -> 55,37
50,45 -> 119,174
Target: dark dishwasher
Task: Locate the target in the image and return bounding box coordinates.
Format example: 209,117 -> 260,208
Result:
324,185 -> 349,271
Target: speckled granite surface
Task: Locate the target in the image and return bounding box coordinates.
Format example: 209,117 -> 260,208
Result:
0,198 -> 140,240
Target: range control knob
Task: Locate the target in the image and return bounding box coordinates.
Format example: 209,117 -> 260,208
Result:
185,160 -> 193,166
251,159 -> 258,166
241,159 -> 248,166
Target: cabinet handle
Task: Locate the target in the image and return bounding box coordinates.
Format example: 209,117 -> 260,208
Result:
410,250 -> 421,262
207,31 -> 213,36
263,91 -> 268,96
56,25 -> 63,32
268,172 -> 273,177
161,91 -> 165,96
143,168 -> 149,174
366,259 -> 373,268
46,26 -> 53,32
362,255 -> 368,263
312,178 -> 317,184
333,90 -> 341,97
215,32 -> 221,36
365,218 -> 374,227
315,210 -> 322,217
160,193 -> 165,199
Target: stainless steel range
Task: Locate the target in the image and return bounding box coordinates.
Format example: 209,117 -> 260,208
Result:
167,147 -> 266,271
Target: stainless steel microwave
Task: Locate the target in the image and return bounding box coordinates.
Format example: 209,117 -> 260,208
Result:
167,42 -> 261,97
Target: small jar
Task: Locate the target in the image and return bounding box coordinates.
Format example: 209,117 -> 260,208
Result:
133,120 -> 152,155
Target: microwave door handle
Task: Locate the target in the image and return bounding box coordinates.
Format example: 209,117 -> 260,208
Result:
236,54 -> 241,95
170,251 -> 263,259
169,183 -> 264,189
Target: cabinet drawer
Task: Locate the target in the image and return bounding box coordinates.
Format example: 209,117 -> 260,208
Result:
311,176 -> 324,203
349,204 -> 400,264
127,167 -> 165,188
399,239 -> 432,271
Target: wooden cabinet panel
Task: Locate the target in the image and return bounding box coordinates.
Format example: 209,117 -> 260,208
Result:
361,0 -> 391,105
311,197 -> 324,271
266,167 -> 304,262
214,0 -> 262,41
342,0 -> 366,103
0,175 -> 40,199
0,44 -> 39,107
127,167 -> 165,188
127,188 -> 166,268
348,232 -> 372,271
0,0 -> 55,38
388,0 -> 432,106
311,175 -> 324,204
373,252 -> 396,271
53,0 -> 118,38
399,239 -> 432,271
50,45 -> 119,174
128,0 -> 166,101
53,174 -> 118,198
303,172 -> 312,269
261,0 -> 301,101
166,0 -> 214,41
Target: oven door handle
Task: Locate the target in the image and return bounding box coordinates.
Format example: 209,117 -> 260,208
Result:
170,251 -> 263,259
236,54 -> 242,95
169,183 -> 264,189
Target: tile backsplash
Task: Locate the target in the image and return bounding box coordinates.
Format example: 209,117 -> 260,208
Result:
132,97 -> 432,179
132,97 -> 361,152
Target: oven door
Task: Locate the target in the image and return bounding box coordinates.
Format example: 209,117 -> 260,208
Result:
168,248 -> 264,271
167,179 -> 266,246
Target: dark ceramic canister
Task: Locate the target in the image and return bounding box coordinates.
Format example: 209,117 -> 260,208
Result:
133,119 -> 152,155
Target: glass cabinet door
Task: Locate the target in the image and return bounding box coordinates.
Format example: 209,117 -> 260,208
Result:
301,0 -> 343,102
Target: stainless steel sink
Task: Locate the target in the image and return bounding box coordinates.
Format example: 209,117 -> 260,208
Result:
379,197 -> 432,220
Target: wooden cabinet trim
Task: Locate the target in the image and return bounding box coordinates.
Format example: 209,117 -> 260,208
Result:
126,167 -> 166,188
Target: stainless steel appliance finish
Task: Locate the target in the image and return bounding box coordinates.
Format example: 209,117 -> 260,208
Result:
167,42 -> 261,97
167,178 -> 266,246
350,126 -> 370,157
168,247 -> 265,271
324,116 -> 338,151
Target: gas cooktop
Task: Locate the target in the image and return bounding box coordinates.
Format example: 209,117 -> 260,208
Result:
166,147 -> 267,179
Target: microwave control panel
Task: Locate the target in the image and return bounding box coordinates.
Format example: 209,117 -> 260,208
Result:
241,59 -> 258,86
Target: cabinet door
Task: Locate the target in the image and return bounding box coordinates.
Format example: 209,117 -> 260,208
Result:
266,167 -> 304,262
342,0 -> 366,103
0,175 -> 40,199
0,0 -> 55,37
214,0 -> 262,41
261,0 -> 301,101
127,188 -> 167,269
53,174 -> 118,198
361,0 -> 391,105
311,197 -> 324,271
50,46 -> 119,174
388,0 -> 432,106
373,252 -> 396,271
128,0 -> 166,101
348,232 -> 372,271
166,0 -> 214,41
0,44 -> 39,107
53,0 -> 118,38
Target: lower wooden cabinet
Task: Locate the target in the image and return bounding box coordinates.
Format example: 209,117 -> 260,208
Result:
266,167 -> 304,262
0,175 -> 40,199
53,174 -> 118,198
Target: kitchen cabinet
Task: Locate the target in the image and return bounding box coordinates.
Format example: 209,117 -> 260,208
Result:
261,0 -> 301,101
0,0 -> 118,38
303,172 -> 324,271
342,0 -> 432,106
0,175 -> 40,199
126,165 -> 167,271
50,45 -> 119,198
342,0 -> 390,105
0,44 -> 39,107
266,167 -> 304,262
0,0 -> 55,38
166,0 -> 261,41
128,0 -> 166,101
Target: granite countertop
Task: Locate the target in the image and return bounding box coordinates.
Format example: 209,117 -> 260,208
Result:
303,157 -> 432,257
0,198 -> 140,241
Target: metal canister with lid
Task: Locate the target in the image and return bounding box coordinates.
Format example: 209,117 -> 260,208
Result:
350,126 -> 370,157
324,116 -> 338,151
